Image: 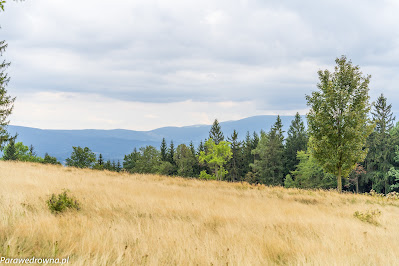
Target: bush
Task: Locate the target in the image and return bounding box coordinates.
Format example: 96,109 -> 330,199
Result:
353,209 -> 381,226
47,190 -> 81,214
199,170 -> 216,180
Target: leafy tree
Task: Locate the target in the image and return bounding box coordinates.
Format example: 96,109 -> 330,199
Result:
174,144 -> 196,177
134,145 -> 161,174
284,113 -> 308,175
290,151 -> 336,189
251,116 -> 285,186
306,56 -> 374,192
199,138 -> 232,180
0,3 -> 16,150
226,130 -> 243,181
209,119 -> 224,145
123,148 -> 140,172
196,140 -> 207,175
157,161 -> 175,175
43,153 -> 61,165
65,146 -> 96,168
160,138 -> 167,161
364,94 -> 396,193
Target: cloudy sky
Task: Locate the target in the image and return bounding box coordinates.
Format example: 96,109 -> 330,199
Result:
1,0 -> 398,130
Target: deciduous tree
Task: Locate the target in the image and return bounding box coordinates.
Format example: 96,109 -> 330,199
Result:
306,56 -> 374,192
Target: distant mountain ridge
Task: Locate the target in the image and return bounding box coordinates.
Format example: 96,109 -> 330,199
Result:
7,115 -> 305,163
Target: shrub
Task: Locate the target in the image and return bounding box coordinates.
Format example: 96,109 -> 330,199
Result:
47,190 -> 81,214
353,209 -> 381,226
199,170 -> 216,180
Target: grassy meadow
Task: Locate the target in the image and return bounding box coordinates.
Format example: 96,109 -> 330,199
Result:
1,161 -> 399,265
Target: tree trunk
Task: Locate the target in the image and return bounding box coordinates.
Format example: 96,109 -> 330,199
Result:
337,167 -> 342,193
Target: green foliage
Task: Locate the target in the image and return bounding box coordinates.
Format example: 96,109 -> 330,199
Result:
306,56 -> 374,192
133,146 -> 161,174
160,138 -> 167,161
174,144 -> 196,177
389,146 -> 399,191
123,148 -> 140,172
209,119 -> 224,145
2,137 -> 16,160
251,116 -> 285,186
226,130 -> 243,182
199,139 -> 232,180
156,161 -> 175,175
284,113 -> 308,175
284,174 -> 295,188
353,209 -> 381,226
43,153 -> 61,165
365,94 -> 396,193
290,151 -> 337,189
47,190 -> 81,215
199,170 -> 216,180
65,146 -> 96,168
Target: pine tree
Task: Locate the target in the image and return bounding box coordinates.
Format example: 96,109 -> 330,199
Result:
116,160 -> 122,172
98,154 -> 104,166
209,119 -> 224,145
3,137 -> 17,160
167,141 -> 177,174
160,138 -> 167,161
284,113 -> 308,175
242,131 -> 254,176
365,94 -> 396,193
29,144 -> 36,156
251,116 -> 285,185
227,130 -> 243,182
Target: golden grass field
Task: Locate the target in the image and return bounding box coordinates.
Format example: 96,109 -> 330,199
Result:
1,161 -> 399,265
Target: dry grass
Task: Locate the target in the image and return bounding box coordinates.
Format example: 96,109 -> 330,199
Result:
1,161 -> 399,265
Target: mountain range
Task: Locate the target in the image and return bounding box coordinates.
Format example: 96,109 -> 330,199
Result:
7,115 -> 303,163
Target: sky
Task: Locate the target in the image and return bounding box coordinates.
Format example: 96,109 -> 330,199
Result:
0,0 -> 398,130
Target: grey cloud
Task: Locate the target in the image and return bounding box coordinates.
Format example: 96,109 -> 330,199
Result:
1,0 -> 399,113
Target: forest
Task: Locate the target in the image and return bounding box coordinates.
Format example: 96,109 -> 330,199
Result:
3,91 -> 398,195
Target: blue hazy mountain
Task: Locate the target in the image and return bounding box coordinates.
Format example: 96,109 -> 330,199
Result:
7,115 -> 303,163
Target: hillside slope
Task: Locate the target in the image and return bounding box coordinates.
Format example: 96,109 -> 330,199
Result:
1,161 -> 399,265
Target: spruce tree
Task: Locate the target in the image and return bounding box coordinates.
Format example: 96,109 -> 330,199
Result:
209,119 -> 224,145
29,144 -> 36,156
242,131 -> 254,176
227,130 -> 243,182
3,137 -> 17,160
160,138 -> 167,161
167,141 -> 177,174
117,160 -> 122,172
251,116 -> 285,185
365,94 -> 396,193
98,154 -> 104,166
284,113 -> 308,175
